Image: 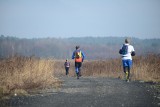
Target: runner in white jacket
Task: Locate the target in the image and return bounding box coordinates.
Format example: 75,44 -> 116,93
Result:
119,38 -> 135,82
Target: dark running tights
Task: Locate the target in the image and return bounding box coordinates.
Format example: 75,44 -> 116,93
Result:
123,67 -> 130,79
65,67 -> 69,75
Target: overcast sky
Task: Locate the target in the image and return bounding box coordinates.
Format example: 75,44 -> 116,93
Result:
0,0 -> 160,39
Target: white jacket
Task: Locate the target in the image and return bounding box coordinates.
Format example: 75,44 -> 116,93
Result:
121,43 -> 135,60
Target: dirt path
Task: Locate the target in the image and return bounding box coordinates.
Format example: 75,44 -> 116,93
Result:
5,76 -> 160,107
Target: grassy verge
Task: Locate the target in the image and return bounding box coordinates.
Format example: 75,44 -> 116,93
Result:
0,54 -> 159,99
54,54 -> 160,82
0,56 -> 60,99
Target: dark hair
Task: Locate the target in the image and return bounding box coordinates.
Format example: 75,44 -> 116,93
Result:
125,38 -> 129,43
76,46 -> 80,49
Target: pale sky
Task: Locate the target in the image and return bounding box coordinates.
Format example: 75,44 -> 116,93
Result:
0,0 -> 160,38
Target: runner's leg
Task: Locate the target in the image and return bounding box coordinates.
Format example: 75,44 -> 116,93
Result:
78,62 -> 82,77
127,67 -> 130,80
127,60 -> 132,80
65,67 -> 68,75
66,67 -> 69,75
123,60 -> 127,80
75,62 -> 79,79
123,67 -> 128,80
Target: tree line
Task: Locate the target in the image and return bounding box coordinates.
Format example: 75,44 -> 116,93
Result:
0,35 -> 160,60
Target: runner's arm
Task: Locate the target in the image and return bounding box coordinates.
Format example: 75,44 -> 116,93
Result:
131,46 -> 135,56
72,51 -> 75,59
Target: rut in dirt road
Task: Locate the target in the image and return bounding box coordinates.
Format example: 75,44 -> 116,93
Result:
6,76 -> 159,107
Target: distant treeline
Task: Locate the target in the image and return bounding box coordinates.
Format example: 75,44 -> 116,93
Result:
0,35 -> 160,59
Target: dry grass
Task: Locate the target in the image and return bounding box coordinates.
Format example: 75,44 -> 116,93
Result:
0,54 -> 159,99
54,60 -> 75,77
54,59 -> 123,78
0,56 -> 59,99
54,54 -> 160,82
132,54 -> 160,82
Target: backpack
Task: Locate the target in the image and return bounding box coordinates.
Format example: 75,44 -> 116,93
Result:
120,44 -> 128,55
75,50 -> 82,59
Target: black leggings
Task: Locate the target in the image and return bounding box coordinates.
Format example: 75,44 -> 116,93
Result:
123,67 -> 130,79
75,62 -> 82,69
75,62 -> 82,76
65,67 -> 69,75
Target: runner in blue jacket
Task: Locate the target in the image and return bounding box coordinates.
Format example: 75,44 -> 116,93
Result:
72,46 -> 85,79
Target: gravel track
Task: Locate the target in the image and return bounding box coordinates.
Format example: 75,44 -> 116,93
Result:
3,76 -> 160,107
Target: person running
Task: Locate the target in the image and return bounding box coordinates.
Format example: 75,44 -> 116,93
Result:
119,38 -> 135,82
64,59 -> 70,76
72,46 -> 85,79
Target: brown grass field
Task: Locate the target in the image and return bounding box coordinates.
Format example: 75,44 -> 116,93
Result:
54,54 -> 160,82
0,56 -> 60,99
0,54 -> 160,99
